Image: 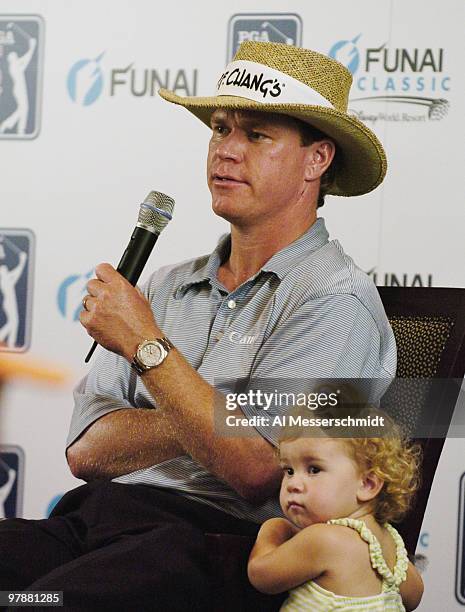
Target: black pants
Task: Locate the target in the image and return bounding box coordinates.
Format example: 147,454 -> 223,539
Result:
0,481 -> 259,611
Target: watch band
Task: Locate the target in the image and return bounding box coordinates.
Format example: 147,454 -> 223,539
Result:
157,336 -> 174,352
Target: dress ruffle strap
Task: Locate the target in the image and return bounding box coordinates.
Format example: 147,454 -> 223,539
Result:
327,518 -> 408,591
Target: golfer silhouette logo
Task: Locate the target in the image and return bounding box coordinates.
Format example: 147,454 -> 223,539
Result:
0,458 -> 16,519
0,448 -> 24,519
0,231 -> 34,352
0,17 -> 44,139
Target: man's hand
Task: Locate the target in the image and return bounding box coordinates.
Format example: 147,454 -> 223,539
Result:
79,263 -> 159,361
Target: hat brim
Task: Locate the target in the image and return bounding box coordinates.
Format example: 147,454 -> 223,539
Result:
158,89 -> 387,197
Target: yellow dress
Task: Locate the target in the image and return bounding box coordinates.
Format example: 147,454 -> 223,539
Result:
280,518 -> 409,611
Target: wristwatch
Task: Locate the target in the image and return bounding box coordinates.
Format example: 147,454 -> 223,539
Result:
131,337 -> 174,375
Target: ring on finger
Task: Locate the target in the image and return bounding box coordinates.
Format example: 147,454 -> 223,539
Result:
82,295 -> 91,311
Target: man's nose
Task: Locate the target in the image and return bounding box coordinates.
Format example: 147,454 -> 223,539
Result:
215,130 -> 245,162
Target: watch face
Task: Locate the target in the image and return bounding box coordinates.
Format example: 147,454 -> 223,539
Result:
138,341 -> 164,367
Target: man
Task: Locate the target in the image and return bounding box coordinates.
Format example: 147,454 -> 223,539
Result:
0,42 -> 395,610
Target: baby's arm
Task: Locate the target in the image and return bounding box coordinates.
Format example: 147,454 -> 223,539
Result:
249,517 -> 298,556
400,561 -> 424,611
247,521 -> 333,594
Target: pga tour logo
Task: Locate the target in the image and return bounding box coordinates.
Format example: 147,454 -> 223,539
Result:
0,446 -> 24,518
227,14 -> 302,61
0,229 -> 35,352
0,15 -> 44,139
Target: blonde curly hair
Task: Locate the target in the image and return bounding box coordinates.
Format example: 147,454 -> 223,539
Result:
344,433 -> 422,524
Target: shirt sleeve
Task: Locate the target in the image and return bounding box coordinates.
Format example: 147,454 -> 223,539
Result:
253,293 -> 388,379
66,347 -> 139,448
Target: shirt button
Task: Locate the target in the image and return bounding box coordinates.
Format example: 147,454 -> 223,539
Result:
227,299 -> 237,309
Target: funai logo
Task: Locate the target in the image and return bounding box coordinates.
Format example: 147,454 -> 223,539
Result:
328,34 -> 361,75
227,14 -> 302,61
419,532 -> 430,549
46,493 -> 63,518
0,446 -> 24,518
367,268 -> 433,287
0,16 -> 44,138
414,531 -> 429,574
329,35 -> 450,123
57,269 -> 94,321
67,52 -> 105,106
66,51 -> 198,106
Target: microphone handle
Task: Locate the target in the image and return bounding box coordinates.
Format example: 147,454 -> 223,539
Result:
84,227 -> 159,363
116,226 -> 159,285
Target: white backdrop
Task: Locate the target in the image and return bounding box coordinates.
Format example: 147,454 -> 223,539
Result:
1,1 -> 464,609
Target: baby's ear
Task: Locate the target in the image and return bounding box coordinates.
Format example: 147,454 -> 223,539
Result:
357,471 -> 384,502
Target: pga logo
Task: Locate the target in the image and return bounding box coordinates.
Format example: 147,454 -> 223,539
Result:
0,229 -> 35,352
0,16 -> 44,139
227,14 -> 302,61
0,446 -> 24,518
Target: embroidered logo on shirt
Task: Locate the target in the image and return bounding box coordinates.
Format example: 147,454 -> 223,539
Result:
228,331 -> 256,345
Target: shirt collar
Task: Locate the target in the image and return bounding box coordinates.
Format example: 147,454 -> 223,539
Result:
174,218 -> 329,298
261,217 -> 329,280
174,233 -> 231,299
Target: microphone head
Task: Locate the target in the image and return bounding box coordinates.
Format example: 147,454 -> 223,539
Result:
137,191 -> 175,234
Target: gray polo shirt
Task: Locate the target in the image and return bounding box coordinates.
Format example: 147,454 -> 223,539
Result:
68,218 -> 396,523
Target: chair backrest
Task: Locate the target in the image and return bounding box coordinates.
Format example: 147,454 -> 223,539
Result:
377,287 -> 465,554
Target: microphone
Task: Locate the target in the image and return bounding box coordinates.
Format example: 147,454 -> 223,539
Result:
84,190 -> 175,363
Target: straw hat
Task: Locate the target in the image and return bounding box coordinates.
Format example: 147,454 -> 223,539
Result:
159,41 -> 387,197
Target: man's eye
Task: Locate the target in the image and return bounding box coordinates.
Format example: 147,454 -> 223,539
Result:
249,131 -> 265,141
212,125 -> 227,135
308,466 -> 321,474
281,467 -> 293,476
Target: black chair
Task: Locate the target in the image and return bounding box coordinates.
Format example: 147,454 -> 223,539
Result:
377,287 -> 465,554
206,287 -> 465,610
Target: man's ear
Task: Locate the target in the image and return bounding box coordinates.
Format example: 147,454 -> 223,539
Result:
357,471 -> 384,503
304,140 -> 336,181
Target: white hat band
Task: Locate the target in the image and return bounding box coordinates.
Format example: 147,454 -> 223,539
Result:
215,60 -> 334,108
